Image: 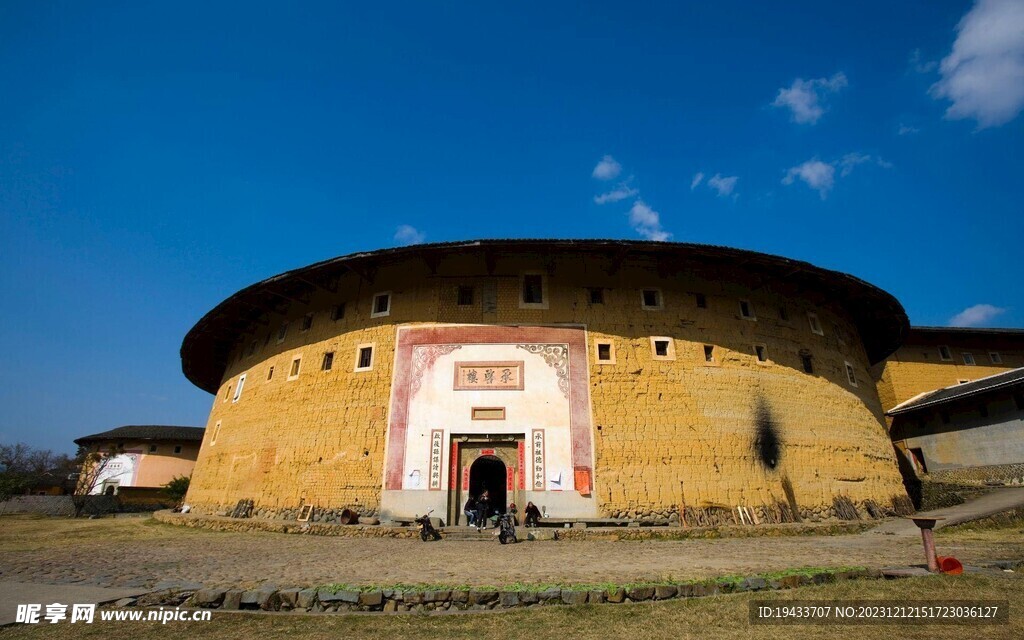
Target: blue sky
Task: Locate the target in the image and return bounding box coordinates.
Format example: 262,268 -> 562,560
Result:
1,1 -> 1022,452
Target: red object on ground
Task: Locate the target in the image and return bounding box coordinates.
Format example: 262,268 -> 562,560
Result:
936,556 -> 964,575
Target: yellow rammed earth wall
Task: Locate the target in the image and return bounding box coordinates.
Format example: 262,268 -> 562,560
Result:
185,248 -> 909,521
873,331 -> 1024,415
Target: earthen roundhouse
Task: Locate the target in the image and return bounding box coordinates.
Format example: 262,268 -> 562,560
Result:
181,240 -> 912,525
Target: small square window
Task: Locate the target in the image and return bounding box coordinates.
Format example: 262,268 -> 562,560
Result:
301,313 -> 314,332
834,323 -> 847,345
641,289 -> 663,310
371,292 -> 391,318
650,337 -> 675,360
801,353 -> 814,374
962,353 -> 976,366
739,300 -> 756,320
778,306 -> 789,321
211,420 -> 221,445
355,344 -> 375,372
266,366 -> 274,381
277,322 -> 289,344
807,312 -> 823,335
704,345 -> 715,362
754,344 -> 768,362
958,379 -> 969,384
224,384 -> 231,401
695,293 -> 707,309
457,285 -> 475,306
595,340 -> 615,364
288,357 -> 302,380
521,274 -> 546,306
588,288 -> 604,304
331,303 -> 346,321
149,444 -> 157,453
174,445 -> 182,454
844,361 -> 858,386
990,352 -> 1003,364
938,345 -> 952,361
232,374 -> 246,402
322,352 -> 334,371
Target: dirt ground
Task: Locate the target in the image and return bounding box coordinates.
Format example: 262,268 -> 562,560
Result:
1,515 -> 1022,590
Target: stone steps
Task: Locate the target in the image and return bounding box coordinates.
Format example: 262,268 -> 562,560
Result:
442,527 -> 502,541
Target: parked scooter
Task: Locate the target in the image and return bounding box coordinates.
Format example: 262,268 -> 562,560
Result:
497,511 -> 517,544
415,509 -> 442,542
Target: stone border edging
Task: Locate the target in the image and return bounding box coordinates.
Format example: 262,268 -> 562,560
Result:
139,568 -> 881,614
153,510 -> 874,540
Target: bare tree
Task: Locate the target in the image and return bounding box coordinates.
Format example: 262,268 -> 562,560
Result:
71,446 -> 117,517
1,443 -> 76,502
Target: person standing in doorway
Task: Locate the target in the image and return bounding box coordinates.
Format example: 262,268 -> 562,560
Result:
476,490 -> 490,530
464,495 -> 477,527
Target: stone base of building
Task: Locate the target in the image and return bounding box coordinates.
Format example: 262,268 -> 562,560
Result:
925,463 -> 1024,486
183,492 -> 913,527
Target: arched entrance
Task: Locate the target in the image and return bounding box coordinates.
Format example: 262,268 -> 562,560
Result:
469,455 -> 507,518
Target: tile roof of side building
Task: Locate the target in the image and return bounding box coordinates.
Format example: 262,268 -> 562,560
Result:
887,366 -> 1024,417
74,425 -> 205,446
907,326 -> 1024,339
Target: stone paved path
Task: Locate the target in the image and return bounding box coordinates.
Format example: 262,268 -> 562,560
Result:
870,487 -> 1024,536
0,583 -> 147,626
1,491 -> 1021,591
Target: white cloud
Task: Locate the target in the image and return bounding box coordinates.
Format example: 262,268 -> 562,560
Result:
949,303 -> 1007,327
707,174 -> 738,197
838,152 -> 871,177
690,172 -> 705,190
594,180 -> 639,205
898,123 -> 921,135
782,159 -> 835,198
591,155 -> 622,180
394,224 -> 425,245
909,48 -> 938,74
628,200 -> 671,241
771,72 -> 848,124
930,0 -> 1024,128
783,153 -> 892,198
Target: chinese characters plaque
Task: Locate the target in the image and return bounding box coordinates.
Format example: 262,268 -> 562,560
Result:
453,361 -> 524,391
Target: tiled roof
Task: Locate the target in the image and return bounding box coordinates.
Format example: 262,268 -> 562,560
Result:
887,367 -> 1024,416
181,239 -> 910,393
74,425 -> 205,446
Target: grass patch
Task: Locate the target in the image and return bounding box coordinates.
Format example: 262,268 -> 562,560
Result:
315,566 -> 867,594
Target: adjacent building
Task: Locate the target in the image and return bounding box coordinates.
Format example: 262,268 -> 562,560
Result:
887,368 -> 1024,484
873,326 -> 1024,415
74,425 -> 204,502
872,326 -> 1024,487
180,239 -> 912,525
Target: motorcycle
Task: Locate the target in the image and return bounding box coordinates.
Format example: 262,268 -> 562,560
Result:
415,509 -> 442,542
497,511 -> 517,544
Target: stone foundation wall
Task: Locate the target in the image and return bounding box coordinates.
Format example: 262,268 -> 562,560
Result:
927,463 -> 1024,485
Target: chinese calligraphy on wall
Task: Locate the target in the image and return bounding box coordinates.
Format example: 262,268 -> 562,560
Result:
429,429 -> 443,490
453,361 -> 524,391
532,429 -> 545,491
